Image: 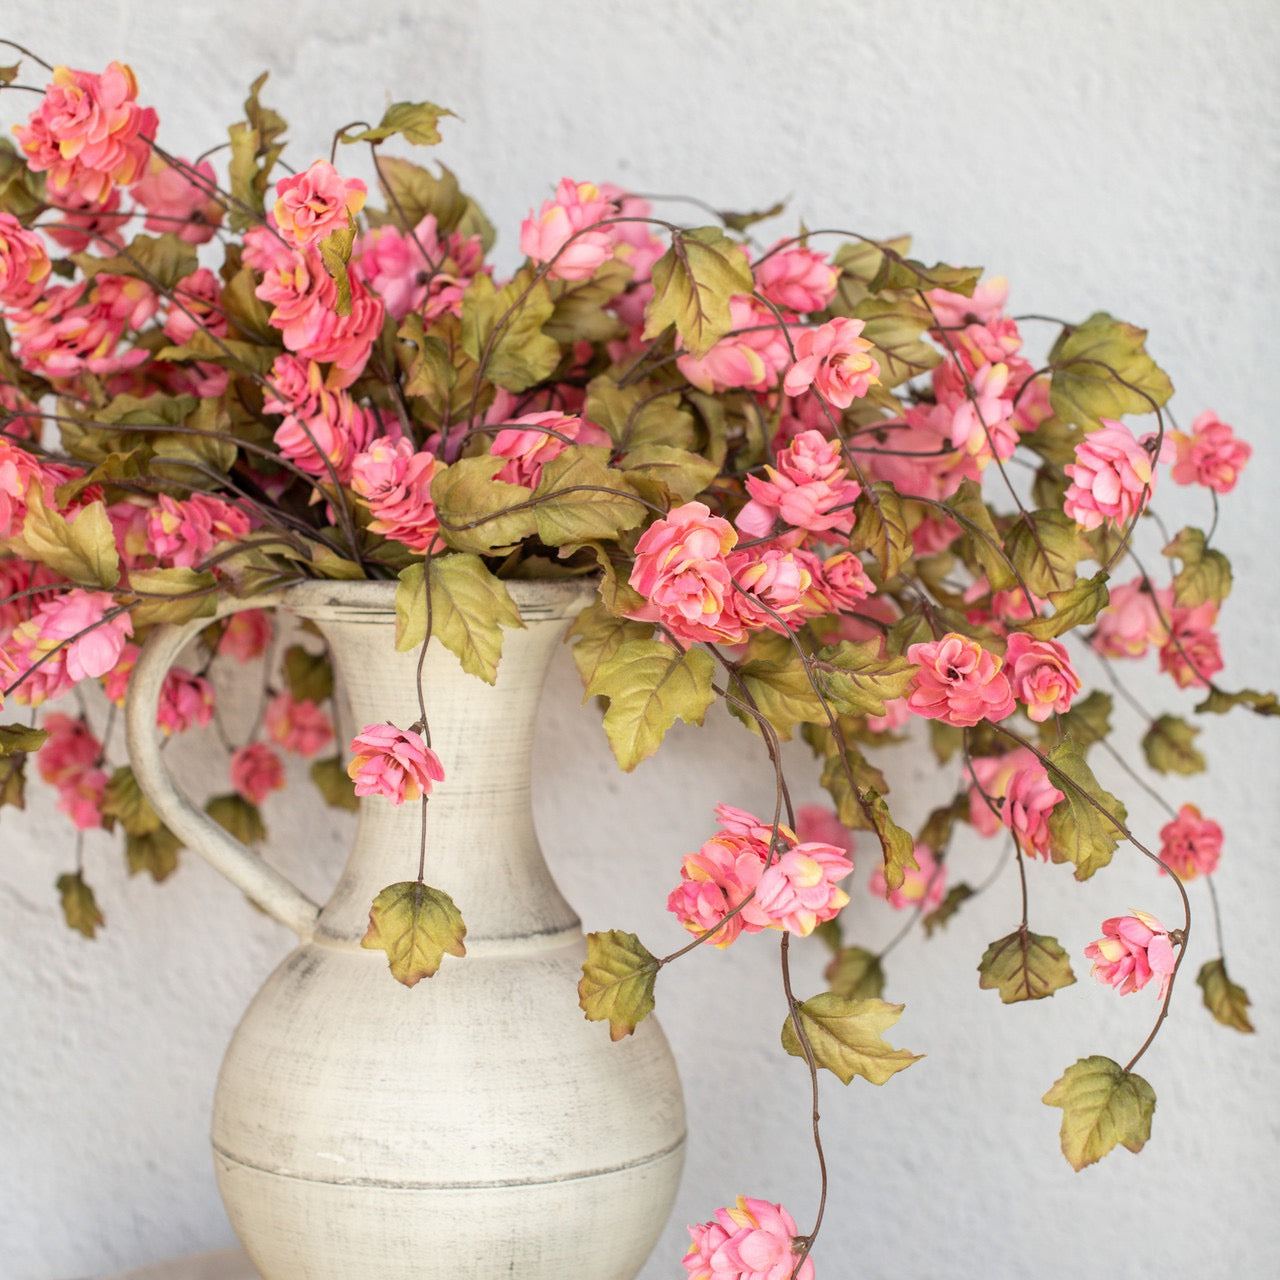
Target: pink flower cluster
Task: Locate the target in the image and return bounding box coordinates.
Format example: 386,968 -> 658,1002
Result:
667,803 -> 853,945
1063,420 -> 1167,531
783,316 -> 880,408
1170,410 -> 1251,494
272,160 -> 367,251
489,410 -> 609,488
36,713 -> 107,830
264,354 -> 378,482
0,212 -> 52,309
132,154 -> 224,244
350,438 -> 443,553
677,294 -> 792,395
354,212 -> 486,323
1157,803 -> 1222,880
684,1197 -> 814,1280
157,668 -> 214,736
145,493 -> 251,569
230,742 -> 285,807
1003,633 -> 1080,722
265,691 -> 333,757
966,747 -> 1064,859
736,430 -> 861,540
347,722 -> 445,803
905,632 -> 1015,727
520,178 -> 620,281
1085,910 -> 1177,999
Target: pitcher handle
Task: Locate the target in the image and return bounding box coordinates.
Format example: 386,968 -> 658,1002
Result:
125,591 -> 322,941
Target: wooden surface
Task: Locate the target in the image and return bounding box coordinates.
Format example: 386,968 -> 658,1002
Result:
101,1248 -> 259,1280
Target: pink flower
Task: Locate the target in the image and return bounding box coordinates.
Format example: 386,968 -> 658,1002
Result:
350,438 -> 443,553
132,154 -> 224,244
866,696 -> 912,735
807,550 -> 874,615
782,316 -> 880,408
1085,910 -> 1177,999
145,492 -> 251,568
736,430 -> 861,539
272,383 -> 377,483
163,266 -> 228,345
1000,763 -> 1064,859
13,61 -> 158,203
1157,803 -> 1223,880
489,411 -> 608,488
754,241 -> 838,313
1157,602 -> 1223,689
0,212 -> 52,309
927,276 -> 1009,328
935,360 -> 1019,469
346,722 -> 445,803
794,804 -> 853,855
1091,578 -> 1171,659
520,178 -> 619,281
754,842 -> 853,935
967,747 -> 1038,836
57,766 -> 108,831
157,668 -> 214,735
1063,420 -> 1166,531
727,543 -> 813,632
627,501 -> 745,645
1003,633 -> 1080,722
6,590 -> 135,705
1169,410 -> 1251,495
667,829 -> 768,949
0,439 -> 48,539
36,712 -> 101,786
229,742 -> 286,806
354,214 -> 486,323
905,632 -> 1015,727
42,185 -> 125,254
676,295 -> 793,394
870,840 -> 945,910
265,691 -> 333,758
684,1197 -> 814,1280
101,641 -> 139,705
217,610 -> 272,662
272,160 -> 367,251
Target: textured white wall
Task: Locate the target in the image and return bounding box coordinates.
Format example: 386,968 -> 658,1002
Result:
3,2 -> 1279,1277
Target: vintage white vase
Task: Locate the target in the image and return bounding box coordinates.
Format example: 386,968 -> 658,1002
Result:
125,578 -> 686,1280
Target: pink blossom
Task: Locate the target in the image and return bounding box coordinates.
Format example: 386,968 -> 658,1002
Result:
0,212 -> 52,309
1003,633 -> 1080,722
1170,410 -> 1251,494
870,840 -> 945,910
736,429 -> 861,539
667,829 -> 768,948
217,610 -> 273,662
489,411 -> 609,488
1157,803 -> 1222,880
1063,421 -> 1166,531
145,492 -> 251,568
935,359 -> 1019,469
8,590 -> 134,703
782,316 -> 880,408
927,276 -> 1009,328
350,438 -> 443,552
36,713 -> 102,786
1158,602 -> 1222,689
14,61 -> 158,203
754,241 -> 838,313
101,641 -> 139,705
676,295 -> 793,394
42,185 -> 125,254
967,747 -> 1038,835
754,842 -> 853,935
57,766 -> 108,830
684,1197 -> 814,1280
273,161 -> 367,251
229,742 -> 286,806
906,632 -> 1015,727
520,178 -> 619,281
353,213 -> 486,323
1092,578 -> 1171,659
1085,910 -> 1177,999
157,668 -> 214,736
265,691 -> 333,757
346,722 -> 445,804
627,501 -> 745,645
866,696 -> 912,735
132,154 -> 224,244
727,543 -> 813,632
795,804 -> 853,855
0,439 -> 48,539
273,384 -> 377,483
1000,763 -> 1064,859
162,266 -> 228,345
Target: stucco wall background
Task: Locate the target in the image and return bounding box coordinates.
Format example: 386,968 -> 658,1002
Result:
2,2 -> 1278,1277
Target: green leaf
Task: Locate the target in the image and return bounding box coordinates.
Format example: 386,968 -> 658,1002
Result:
922,882 -> 975,937
1043,1056 -> 1156,1170
532,445 -> 647,546
1021,572 -> 1110,641
813,639 -> 916,718
870,256 -> 982,297
718,200 -> 785,232
850,483 -> 911,585
205,793 -> 266,846
318,225 -> 356,316
227,73 -> 287,230
856,302 -> 942,388
374,156 -> 468,234
0,63 -> 20,86
361,880 -> 468,987
567,602 -> 653,696
978,928 -> 1076,1003
824,946 -> 886,1001
1006,511 -> 1086,597
1047,690 -> 1113,755
1196,958 -> 1254,1033
866,789 -> 917,894
578,929 -> 659,1041
0,754 -> 27,808
730,633 -> 825,740
1162,527 -> 1232,608
102,766 -> 162,838
1044,739 -> 1127,880
341,101 -> 455,147
127,567 -> 218,627
817,740 -> 889,831
125,826 -> 182,882
0,724 -> 48,757
310,755 -> 360,812
57,872 -> 104,938
20,488 -> 120,587
544,260 -> 633,343
781,993 -> 922,1085
395,555 -> 523,685
1141,715 -> 1206,776
585,376 -> 697,451
461,268 -> 561,392
585,638 -> 716,771
1049,312 -> 1173,429
431,456 -> 538,555
1194,685 -> 1280,717
946,477 -> 1017,592
642,226 -> 755,358
0,137 -> 46,221
618,444 -> 719,504
283,644 -> 334,704
71,233 -> 198,290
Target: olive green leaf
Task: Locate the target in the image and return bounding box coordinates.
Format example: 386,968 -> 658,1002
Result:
1194,685 -> 1280,717
127,567 -> 218,627
729,633 -> 825,740
0,754 -> 27,809
567,602 -> 653,697
1049,312 -> 1174,428
978,928 -> 1076,1003
21,487 -> 120,588
1021,572 -> 1110,641
718,200 -> 785,232
1006,511 -> 1087,597
57,872 -> 104,939
532,445 -> 647,546
227,73 -> 286,229
1043,1056 -> 1156,1170
855,301 -> 942,388
585,638 -> 716,771
1196,958 -> 1254,1033
374,156 -> 468,233
0,724 -> 48,757
1044,739 -> 1127,880
1141,715 -> 1206,776
1162,526 -> 1233,608
125,826 -> 182,882
72,233 -> 198,290
318,225 -> 356,316
866,789 -> 917,894
362,880 -> 468,987
813,639 -> 916,718
781,993 -> 922,1085
922,883 -> 975,937
824,946 -> 886,1001
430,456 -> 538,555
946,477 -> 1017,592
283,644 -> 335,704
617,444 -> 719,504
870,256 -> 981,297
642,226 -> 755,358
206,793 -> 266,847
585,376 -> 697,451
102,766 -> 162,838
850,483 -> 911,585
461,268 -> 561,392
578,929 -> 660,1041
310,756 -> 360,812
341,101 -> 455,147
1046,690 -> 1113,755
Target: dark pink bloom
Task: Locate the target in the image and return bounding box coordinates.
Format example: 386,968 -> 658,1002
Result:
353,213 -> 486,323
273,160 -> 367,251
132,154 -> 224,244
906,632 -> 1015,727
727,543 -> 813,632
782,316 -> 880,408
346,722 -> 445,804
42,185 -> 125,254
229,742 -> 286,806
162,267 -> 228,346
807,550 -> 874,615
667,829 -> 768,948
1085,910 -> 1176,998
1063,420 -> 1167,531
1092,578 -> 1172,659
145,492 -> 251,568
36,712 -> 101,786
870,840 -> 945,910
520,178 -> 619,281
1157,803 -> 1223,880
1158,602 -> 1222,689
101,641 -> 139,705
1000,763 -> 1064,859
216,610 -> 273,663
1170,410 -> 1251,494
753,842 -> 853,935
489,411 -> 608,488
157,668 -> 214,735
0,439 -> 48,540
0,212 -> 52,309
265,691 -> 333,757
1003,633 -> 1080,722
934,359 -> 1019,470
6,589 -> 134,705
967,747 -> 1038,836
676,295 -> 793,394
753,241 -> 838,313
350,438 -> 443,553
684,1197 -> 815,1280
57,766 -> 108,831
736,429 -> 861,539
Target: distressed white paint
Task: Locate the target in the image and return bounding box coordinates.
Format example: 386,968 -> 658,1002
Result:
3,3 -> 1279,1278
122,581 -> 684,1279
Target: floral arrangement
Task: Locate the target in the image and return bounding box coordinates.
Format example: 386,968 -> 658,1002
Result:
0,45 -> 1270,1279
